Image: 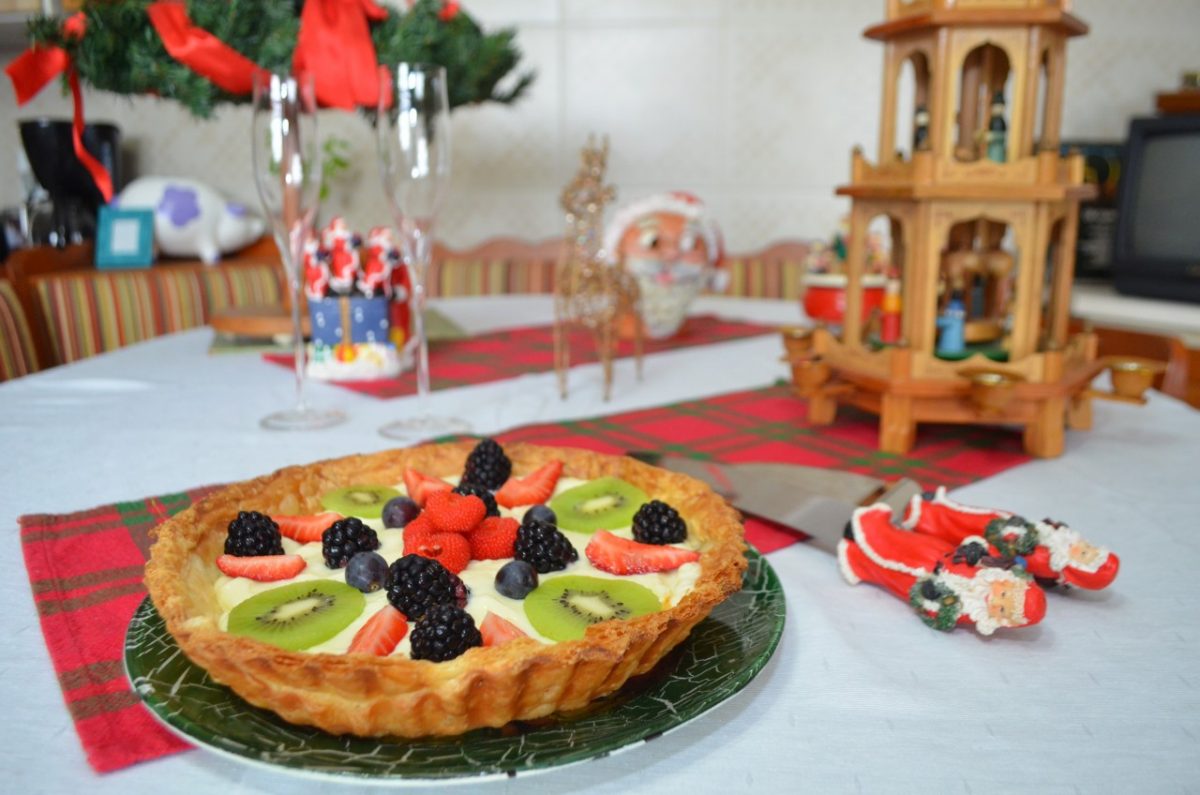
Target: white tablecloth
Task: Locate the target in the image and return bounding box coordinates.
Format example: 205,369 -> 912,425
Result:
2,296 -> 1197,794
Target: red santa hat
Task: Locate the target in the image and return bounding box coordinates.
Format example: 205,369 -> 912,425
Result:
602,191 -> 724,267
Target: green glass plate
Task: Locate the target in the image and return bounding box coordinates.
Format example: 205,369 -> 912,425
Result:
124,548 -> 785,784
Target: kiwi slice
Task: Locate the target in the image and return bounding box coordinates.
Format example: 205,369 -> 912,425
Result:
548,477 -> 648,533
524,575 -> 661,642
227,580 -> 365,651
321,485 -> 401,520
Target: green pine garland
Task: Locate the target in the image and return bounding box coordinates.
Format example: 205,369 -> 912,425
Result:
25,0 -> 533,118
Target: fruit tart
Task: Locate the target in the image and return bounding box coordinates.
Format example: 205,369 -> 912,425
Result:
144,440 -> 747,738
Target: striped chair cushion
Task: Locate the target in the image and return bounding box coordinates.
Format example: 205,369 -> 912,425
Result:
0,279 -> 39,381
32,263 -> 284,365
35,272 -> 156,364
721,256 -> 807,300
426,257 -> 557,298
424,249 -> 808,301
201,264 -> 283,313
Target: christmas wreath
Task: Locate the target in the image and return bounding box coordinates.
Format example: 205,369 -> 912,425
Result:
909,576 -> 962,632
6,1 -> 532,200
984,517 -> 1039,559
16,0 -> 531,116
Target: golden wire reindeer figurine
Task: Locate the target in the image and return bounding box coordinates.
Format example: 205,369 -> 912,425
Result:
554,136 -> 643,400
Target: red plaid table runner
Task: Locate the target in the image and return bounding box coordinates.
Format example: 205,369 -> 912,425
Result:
18,384 -> 1029,773
264,314 -> 774,399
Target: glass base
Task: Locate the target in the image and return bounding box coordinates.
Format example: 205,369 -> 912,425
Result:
378,414 -> 472,441
260,405 -> 347,431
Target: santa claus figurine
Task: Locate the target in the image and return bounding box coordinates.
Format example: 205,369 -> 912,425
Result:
901,487 -> 1119,590
323,216 -> 362,296
359,226 -> 396,298
839,503 -> 1047,635
381,233 -> 413,350
603,191 -> 727,339
302,235 -> 330,300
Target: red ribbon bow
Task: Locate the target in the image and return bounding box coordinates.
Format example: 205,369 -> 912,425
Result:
5,0 -> 394,203
145,2 -> 269,95
4,13 -> 113,202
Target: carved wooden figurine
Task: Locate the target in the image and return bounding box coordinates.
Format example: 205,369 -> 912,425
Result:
790,0 -> 1143,458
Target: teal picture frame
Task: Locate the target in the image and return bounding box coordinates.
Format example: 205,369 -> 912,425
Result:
95,206 -> 155,269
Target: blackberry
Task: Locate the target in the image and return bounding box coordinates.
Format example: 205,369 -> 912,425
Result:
632,500 -> 687,545
321,517 -> 380,569
385,554 -> 469,620
409,604 -> 482,662
515,518 -> 578,573
461,438 -> 512,490
225,511 -> 284,557
453,482 -> 499,517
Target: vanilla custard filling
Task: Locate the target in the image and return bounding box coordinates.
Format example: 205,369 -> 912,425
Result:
215,477 -> 702,655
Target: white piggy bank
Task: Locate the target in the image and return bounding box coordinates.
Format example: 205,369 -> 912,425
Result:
115,177 -> 265,264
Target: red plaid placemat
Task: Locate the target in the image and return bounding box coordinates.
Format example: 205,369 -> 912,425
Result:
264,314 -> 774,399
19,488 -> 220,773
17,384 -> 1028,773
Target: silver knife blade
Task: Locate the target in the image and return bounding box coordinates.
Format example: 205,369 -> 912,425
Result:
638,453 -> 921,555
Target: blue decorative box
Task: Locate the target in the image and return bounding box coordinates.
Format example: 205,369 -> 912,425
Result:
308,296 -> 391,346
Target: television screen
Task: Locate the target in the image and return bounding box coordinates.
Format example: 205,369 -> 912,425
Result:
1113,115 -> 1200,303
1128,135 -> 1200,260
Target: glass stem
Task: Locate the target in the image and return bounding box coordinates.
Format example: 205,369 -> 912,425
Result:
413,278 -> 430,405
286,226 -> 308,412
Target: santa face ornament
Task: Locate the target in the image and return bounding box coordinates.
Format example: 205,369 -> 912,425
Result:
604,192 -> 724,339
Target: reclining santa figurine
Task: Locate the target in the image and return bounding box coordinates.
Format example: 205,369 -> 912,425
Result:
602,191 -> 727,339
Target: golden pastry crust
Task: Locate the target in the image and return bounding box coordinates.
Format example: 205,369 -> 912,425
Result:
144,442 -> 747,737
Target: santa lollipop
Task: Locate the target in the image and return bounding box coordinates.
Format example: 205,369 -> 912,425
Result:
323,216 -> 362,296
359,226 -> 397,298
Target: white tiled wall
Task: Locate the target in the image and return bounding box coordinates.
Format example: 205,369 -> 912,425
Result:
2,0 -> 1197,252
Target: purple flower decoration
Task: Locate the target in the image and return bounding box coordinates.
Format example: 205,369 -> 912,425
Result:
225,201 -> 248,218
157,185 -> 201,228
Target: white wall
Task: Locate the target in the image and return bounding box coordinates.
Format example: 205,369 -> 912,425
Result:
2,0 -> 1198,252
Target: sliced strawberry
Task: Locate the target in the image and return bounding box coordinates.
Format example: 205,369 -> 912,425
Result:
469,516 -> 519,560
272,511 -> 343,544
585,530 -> 700,575
425,491 -> 487,534
495,460 -> 564,509
410,531 -> 471,574
480,611 -> 527,647
216,553 -> 306,581
403,467 -> 452,508
348,605 -> 408,656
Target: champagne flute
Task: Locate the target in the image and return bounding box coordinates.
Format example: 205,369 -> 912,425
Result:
252,72 -> 346,431
377,63 -> 470,439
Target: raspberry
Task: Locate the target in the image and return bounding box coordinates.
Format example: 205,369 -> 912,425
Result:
403,514 -> 435,554
453,482 -> 499,517
385,554 -> 469,620
632,500 -> 687,545
225,511 -> 284,557
515,518 -> 578,573
425,491 -> 486,534
461,438 -> 512,490
409,531 -> 471,574
470,516 -> 519,560
321,517 -> 381,569
409,604 -> 482,662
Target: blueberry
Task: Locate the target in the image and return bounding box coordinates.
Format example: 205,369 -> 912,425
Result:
524,504 -> 557,527
346,551 -> 389,593
382,496 -> 421,529
494,560 -> 539,600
